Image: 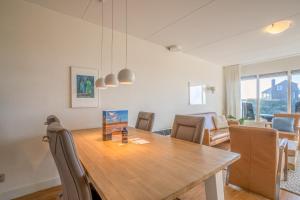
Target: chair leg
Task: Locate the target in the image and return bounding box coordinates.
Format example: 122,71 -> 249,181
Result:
284,144 -> 288,181
58,192 -> 63,199
225,166 -> 230,185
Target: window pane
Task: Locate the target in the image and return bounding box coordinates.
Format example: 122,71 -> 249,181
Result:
189,85 -> 206,105
291,73 -> 300,113
259,75 -> 288,121
241,78 -> 257,120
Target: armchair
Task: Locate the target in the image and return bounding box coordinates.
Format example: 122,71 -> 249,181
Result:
192,112 -> 238,146
272,113 -> 300,170
228,126 -> 288,200
273,113 -> 300,147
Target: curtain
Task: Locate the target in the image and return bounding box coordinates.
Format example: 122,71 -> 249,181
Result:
224,65 -> 241,118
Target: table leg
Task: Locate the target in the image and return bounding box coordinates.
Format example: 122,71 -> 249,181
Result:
204,170 -> 224,200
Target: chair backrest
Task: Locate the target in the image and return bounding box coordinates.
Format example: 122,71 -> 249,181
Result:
135,112 -> 155,131
45,116 -> 92,200
229,126 -> 278,200
191,112 -> 216,130
274,113 -> 300,132
242,102 -> 255,120
295,102 -> 300,113
171,115 -> 206,144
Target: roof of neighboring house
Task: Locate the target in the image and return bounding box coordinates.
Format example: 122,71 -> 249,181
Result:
262,80 -> 298,94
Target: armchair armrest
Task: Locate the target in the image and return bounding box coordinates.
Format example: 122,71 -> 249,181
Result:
203,129 -> 211,146
279,138 -> 288,148
264,121 -> 272,128
277,139 -> 288,182
227,119 -> 239,126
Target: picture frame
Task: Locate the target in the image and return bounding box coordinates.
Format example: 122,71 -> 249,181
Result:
71,66 -> 98,108
188,81 -> 207,105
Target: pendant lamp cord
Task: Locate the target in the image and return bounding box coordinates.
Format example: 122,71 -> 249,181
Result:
125,0 -> 128,68
99,0 -> 104,77
110,0 -> 114,73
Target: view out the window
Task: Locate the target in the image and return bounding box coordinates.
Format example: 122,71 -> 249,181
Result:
291,71 -> 300,113
259,73 -> 288,121
241,77 -> 257,120
241,70 -> 300,121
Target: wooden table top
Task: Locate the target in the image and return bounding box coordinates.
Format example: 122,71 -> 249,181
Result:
72,127 -> 240,200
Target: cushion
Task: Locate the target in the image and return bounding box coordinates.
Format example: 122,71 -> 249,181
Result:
212,115 -> 229,129
272,117 -> 294,133
211,129 -> 230,141
193,112 -> 216,130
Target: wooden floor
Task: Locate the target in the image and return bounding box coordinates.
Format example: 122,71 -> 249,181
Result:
13,184 -> 300,200
14,142 -> 300,200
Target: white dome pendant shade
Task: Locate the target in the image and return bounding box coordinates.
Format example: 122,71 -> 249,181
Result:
105,73 -> 118,87
118,68 -> 135,84
95,77 -> 107,89
95,0 -> 106,89
103,0 -> 118,88
118,0 -> 135,85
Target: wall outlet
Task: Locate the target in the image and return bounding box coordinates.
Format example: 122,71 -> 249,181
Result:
0,174 -> 5,182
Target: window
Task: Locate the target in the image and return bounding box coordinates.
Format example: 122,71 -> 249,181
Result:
259,72 -> 288,121
277,85 -> 283,91
189,84 -> 206,105
241,76 -> 257,120
291,70 -> 300,113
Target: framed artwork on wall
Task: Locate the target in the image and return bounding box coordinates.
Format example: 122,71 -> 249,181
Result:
71,66 -> 98,108
188,81 -> 207,105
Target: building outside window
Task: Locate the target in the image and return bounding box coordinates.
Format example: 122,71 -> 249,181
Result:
241,70 -> 300,122
291,70 -> 300,113
259,72 -> 288,121
241,76 -> 257,120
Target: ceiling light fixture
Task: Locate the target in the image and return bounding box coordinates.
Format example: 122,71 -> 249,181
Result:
166,45 -> 182,52
95,0 -> 107,89
264,20 -> 292,34
118,0 -> 135,84
105,0 -> 118,87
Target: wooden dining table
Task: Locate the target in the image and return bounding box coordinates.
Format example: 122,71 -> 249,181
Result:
72,127 -> 240,200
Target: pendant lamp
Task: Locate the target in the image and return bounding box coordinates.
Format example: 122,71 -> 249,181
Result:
95,0 -> 107,89
105,0 -> 118,87
118,0 -> 135,84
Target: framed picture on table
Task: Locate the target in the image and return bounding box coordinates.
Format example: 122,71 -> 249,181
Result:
70,66 -> 98,108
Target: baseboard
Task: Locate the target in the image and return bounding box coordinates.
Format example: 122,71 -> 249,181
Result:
0,177 -> 61,200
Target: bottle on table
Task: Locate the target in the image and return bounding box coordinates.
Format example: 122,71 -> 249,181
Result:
122,127 -> 128,144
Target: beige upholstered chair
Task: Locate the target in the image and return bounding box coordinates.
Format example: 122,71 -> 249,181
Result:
269,113 -> 300,170
273,113 -> 300,147
135,111 -> 155,131
171,115 -> 206,144
44,115 -> 101,200
192,112 -> 234,146
228,126 -> 288,200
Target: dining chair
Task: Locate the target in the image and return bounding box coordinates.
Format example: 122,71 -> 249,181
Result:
171,115 -> 206,144
135,111 -> 155,131
228,126 -> 288,200
295,101 -> 300,113
43,115 -> 101,200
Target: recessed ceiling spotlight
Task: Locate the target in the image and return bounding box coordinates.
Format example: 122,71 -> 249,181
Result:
264,20 -> 292,34
166,45 -> 182,52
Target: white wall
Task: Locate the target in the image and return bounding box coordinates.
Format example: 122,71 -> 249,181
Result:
241,55 -> 300,76
0,0 -> 223,198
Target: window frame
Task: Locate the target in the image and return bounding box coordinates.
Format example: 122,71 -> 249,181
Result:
240,71 -> 293,121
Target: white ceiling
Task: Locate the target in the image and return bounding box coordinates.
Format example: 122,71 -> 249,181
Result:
25,0 -> 300,66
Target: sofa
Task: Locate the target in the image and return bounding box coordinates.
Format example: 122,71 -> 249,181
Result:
192,112 -> 238,146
